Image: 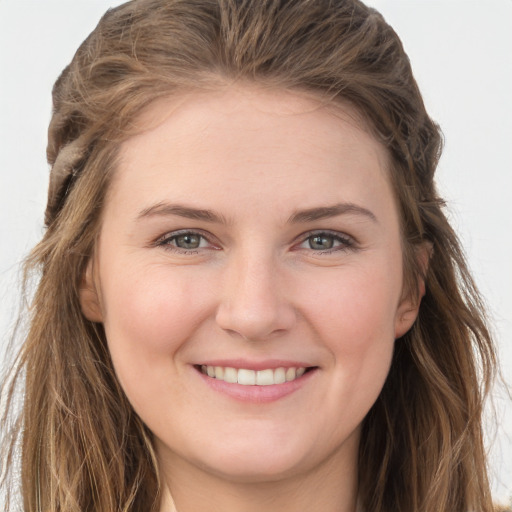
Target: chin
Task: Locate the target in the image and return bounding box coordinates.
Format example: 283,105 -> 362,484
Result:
198,455 -> 308,484
177,432 -> 318,483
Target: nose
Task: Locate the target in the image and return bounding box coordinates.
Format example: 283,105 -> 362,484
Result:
215,251 -> 297,342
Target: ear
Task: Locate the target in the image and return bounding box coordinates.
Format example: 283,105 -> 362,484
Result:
79,259 -> 103,323
394,242 -> 432,338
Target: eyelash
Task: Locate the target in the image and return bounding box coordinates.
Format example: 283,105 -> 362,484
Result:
295,230 -> 355,254
155,229 -> 356,255
156,229 -> 216,254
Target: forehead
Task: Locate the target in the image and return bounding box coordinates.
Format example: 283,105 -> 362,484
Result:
109,85 -> 394,223
125,85 -> 379,151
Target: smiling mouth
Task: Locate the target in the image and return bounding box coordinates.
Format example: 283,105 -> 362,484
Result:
196,365 -> 315,386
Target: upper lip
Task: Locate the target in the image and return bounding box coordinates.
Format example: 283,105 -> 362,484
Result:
194,359 -> 316,371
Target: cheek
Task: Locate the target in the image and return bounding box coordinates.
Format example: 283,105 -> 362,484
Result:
98,263 -> 214,394
298,263 -> 401,352
294,260 -> 401,413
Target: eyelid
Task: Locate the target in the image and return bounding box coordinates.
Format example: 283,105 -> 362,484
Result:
153,228 -> 356,254
294,229 -> 357,252
155,228 -> 219,251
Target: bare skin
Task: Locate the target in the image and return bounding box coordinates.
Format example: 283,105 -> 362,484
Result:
80,85 -> 423,512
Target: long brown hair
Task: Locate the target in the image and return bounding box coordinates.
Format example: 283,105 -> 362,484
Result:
1,0 -> 497,510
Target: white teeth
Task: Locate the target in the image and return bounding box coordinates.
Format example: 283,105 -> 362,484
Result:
238,369 -> 256,385
285,367 -> 296,381
223,367 -> 238,383
214,366 -> 224,379
256,369 -> 274,385
200,365 -> 309,385
274,367 -> 286,384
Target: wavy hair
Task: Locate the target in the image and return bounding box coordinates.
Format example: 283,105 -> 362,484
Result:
1,0 -> 497,510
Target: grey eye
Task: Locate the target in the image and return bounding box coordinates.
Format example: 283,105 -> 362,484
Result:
308,234 -> 335,250
174,233 -> 202,249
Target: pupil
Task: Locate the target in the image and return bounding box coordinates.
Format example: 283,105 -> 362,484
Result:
310,235 -> 333,250
177,234 -> 200,249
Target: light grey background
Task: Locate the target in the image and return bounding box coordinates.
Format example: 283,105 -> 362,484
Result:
1,0 -> 511,504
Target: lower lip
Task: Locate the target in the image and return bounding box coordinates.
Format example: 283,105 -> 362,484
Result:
194,367 -> 317,403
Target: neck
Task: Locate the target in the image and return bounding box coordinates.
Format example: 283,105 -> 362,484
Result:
158,446 -> 359,512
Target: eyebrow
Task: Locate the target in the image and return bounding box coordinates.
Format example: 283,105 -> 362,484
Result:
136,201 -> 377,225
137,202 -> 226,223
288,203 -> 378,224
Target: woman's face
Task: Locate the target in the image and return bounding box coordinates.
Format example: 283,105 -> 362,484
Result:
81,86 -> 419,484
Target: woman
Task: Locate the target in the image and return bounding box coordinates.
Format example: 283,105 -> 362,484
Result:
0,0 -> 499,510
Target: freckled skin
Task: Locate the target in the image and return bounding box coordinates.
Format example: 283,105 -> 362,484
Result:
81,86 -> 420,512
